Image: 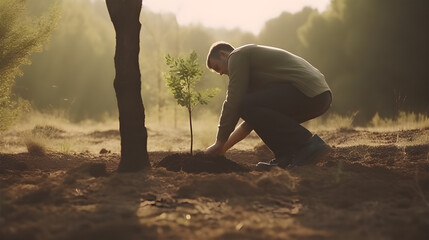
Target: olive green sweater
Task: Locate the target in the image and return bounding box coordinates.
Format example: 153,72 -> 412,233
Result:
217,44 -> 331,142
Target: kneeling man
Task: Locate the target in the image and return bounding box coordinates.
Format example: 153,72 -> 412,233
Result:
205,42 -> 332,169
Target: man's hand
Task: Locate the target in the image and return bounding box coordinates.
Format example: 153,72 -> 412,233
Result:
204,141 -> 226,156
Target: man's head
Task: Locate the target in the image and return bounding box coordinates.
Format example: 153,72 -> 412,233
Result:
206,41 -> 234,76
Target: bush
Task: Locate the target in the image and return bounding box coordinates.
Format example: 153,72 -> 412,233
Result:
0,0 -> 58,131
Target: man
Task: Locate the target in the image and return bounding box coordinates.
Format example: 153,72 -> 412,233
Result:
204,42 -> 332,169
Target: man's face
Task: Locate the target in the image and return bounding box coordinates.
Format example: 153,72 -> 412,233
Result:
209,51 -> 229,76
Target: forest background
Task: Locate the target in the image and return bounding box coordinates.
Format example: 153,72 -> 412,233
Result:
6,0 -> 429,131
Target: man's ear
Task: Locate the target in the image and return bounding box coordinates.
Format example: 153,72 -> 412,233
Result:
219,50 -> 229,58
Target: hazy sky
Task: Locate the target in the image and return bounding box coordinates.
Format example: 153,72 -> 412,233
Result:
143,0 -> 331,34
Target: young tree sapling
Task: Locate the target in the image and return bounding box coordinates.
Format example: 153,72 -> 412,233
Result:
164,51 -> 218,155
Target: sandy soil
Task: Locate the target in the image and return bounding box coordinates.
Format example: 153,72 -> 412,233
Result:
1,125 -> 429,240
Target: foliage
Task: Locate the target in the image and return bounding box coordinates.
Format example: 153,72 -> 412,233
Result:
258,7 -> 316,56
298,0 -> 429,124
15,0 -> 115,122
164,51 -> 219,154
165,51 -> 218,110
11,0 -> 429,127
15,2 -> 247,123
0,0 -> 58,131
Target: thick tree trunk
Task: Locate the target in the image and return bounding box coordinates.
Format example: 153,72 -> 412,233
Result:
106,0 -> 150,172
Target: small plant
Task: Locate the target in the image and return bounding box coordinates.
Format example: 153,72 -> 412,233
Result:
60,141 -> 71,153
164,51 -> 219,154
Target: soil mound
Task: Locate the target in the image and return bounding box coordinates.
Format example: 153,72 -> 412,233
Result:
157,153 -> 249,173
0,154 -> 28,173
176,171 -> 296,201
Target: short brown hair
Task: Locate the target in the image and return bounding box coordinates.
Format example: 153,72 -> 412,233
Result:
206,41 -> 234,70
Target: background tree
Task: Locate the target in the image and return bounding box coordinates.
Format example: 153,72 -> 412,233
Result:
165,51 -> 219,154
0,0 -> 58,131
299,0 -> 429,124
16,0 -> 116,121
258,7 -> 316,56
140,10 -> 179,124
106,0 -> 150,172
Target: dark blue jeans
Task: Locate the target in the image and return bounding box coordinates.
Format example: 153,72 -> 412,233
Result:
238,84 -> 332,158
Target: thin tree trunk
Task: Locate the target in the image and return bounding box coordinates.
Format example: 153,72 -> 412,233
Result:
157,73 -> 162,124
106,0 -> 150,172
187,80 -> 193,155
188,107 -> 193,155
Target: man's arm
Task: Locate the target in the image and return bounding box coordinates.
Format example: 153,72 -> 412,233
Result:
205,121 -> 253,155
216,51 -> 250,142
222,121 -> 252,152
206,49 -> 251,155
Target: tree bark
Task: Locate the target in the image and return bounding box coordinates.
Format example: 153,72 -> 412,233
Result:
106,0 -> 150,172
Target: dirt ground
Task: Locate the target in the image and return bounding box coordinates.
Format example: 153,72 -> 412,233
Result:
1,125 -> 429,240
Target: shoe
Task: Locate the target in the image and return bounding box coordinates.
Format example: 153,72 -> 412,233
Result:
256,155 -> 292,171
289,134 -> 331,166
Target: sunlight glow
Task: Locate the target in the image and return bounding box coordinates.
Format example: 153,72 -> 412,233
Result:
143,0 -> 330,34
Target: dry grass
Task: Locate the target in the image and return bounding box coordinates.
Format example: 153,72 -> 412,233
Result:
369,112 -> 429,130
24,136 -> 47,156
1,110 -> 427,155
304,113 -> 355,131
145,107 -> 220,151
305,111 -> 429,132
